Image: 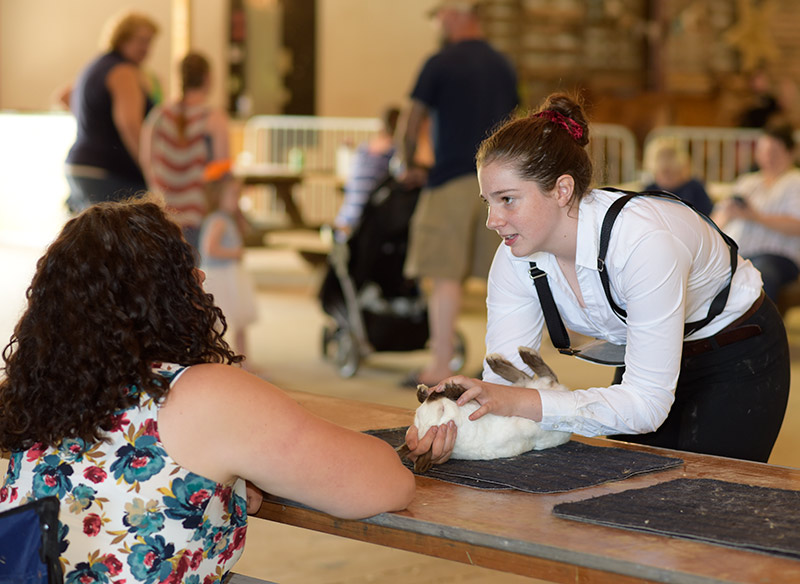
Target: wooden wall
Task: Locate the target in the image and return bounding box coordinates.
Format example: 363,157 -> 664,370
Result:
481,0 -> 800,145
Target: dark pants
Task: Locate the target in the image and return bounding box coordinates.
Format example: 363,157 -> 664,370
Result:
65,173 -> 147,213
747,254 -> 799,303
609,295 -> 789,463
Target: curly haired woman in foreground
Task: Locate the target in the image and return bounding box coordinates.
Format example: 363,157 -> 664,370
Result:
0,196 -> 414,583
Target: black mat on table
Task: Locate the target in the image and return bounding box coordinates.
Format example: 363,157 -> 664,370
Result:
553,478 -> 800,558
367,427 -> 683,494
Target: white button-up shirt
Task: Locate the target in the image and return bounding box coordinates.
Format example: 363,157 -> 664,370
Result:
483,189 -> 764,437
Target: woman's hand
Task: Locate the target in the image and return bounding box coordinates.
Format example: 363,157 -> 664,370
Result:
434,375 -> 543,423
403,420 -> 457,467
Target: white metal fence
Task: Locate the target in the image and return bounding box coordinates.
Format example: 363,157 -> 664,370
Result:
240,116 -> 382,227
641,126 -> 800,199
643,126 -> 766,189
589,123 -> 638,187
239,115 -> 638,227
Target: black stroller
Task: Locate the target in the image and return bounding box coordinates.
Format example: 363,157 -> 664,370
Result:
319,176 -> 465,377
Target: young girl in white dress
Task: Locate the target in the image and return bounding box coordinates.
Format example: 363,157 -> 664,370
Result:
199,162 -> 258,359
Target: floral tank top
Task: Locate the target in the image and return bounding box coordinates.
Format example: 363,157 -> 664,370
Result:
0,363 -> 248,584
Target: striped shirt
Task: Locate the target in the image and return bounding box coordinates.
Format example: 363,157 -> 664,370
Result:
146,102 -> 211,229
335,143 -> 394,233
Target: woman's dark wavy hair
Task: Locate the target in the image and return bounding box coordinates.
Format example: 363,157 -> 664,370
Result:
476,92 -> 594,207
0,196 -> 241,451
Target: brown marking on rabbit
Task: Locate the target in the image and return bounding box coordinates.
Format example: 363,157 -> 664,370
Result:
396,347 -> 571,473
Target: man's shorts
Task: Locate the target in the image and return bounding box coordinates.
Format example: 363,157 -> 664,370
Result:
404,173 -> 501,281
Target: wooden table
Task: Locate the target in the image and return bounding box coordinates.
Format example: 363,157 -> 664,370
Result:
234,164 -> 305,227
255,391 -> 800,584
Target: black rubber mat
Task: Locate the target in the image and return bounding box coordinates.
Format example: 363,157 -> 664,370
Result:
553,478 -> 800,557
368,427 -> 683,494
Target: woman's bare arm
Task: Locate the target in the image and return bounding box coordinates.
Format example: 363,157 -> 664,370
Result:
158,364 -> 416,519
107,63 -> 146,163
139,107 -> 159,187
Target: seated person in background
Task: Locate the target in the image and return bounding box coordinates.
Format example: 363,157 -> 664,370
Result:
333,106 -> 401,241
643,137 -> 714,216
0,196 -> 415,583
713,122 -> 800,302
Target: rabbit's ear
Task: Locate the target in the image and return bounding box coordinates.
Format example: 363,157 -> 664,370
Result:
518,346 -> 559,383
395,443 -> 411,460
416,384 -> 431,403
486,353 -> 532,385
397,442 -> 434,473
440,382 -> 468,401
414,449 -> 434,473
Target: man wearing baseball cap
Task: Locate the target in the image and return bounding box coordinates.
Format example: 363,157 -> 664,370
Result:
400,0 -> 519,387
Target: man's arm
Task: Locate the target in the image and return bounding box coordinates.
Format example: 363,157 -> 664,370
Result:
399,99 -> 430,187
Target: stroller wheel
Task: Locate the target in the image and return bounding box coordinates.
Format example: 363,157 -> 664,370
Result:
333,329 -> 361,378
321,324 -> 336,359
449,330 -> 467,373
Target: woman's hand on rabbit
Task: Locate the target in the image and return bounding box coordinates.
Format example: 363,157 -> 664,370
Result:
435,375 -> 543,422
404,421 -> 457,466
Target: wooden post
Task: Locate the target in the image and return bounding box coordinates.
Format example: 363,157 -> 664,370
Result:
170,0 -> 191,101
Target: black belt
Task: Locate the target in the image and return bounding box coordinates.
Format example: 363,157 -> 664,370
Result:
682,291 -> 765,358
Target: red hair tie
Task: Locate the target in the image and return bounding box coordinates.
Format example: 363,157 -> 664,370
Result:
534,110 -> 584,142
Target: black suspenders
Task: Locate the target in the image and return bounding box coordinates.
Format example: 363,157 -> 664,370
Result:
530,189 -> 739,355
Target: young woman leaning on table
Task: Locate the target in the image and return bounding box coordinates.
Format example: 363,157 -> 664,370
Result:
0,196 -> 414,584
404,93 -> 789,466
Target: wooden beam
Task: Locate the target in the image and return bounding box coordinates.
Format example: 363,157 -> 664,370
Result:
170,0 -> 191,100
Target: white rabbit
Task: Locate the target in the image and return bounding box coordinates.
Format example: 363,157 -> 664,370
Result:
397,346 -> 571,472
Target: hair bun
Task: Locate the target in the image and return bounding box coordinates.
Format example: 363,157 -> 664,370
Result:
537,93 -> 590,147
